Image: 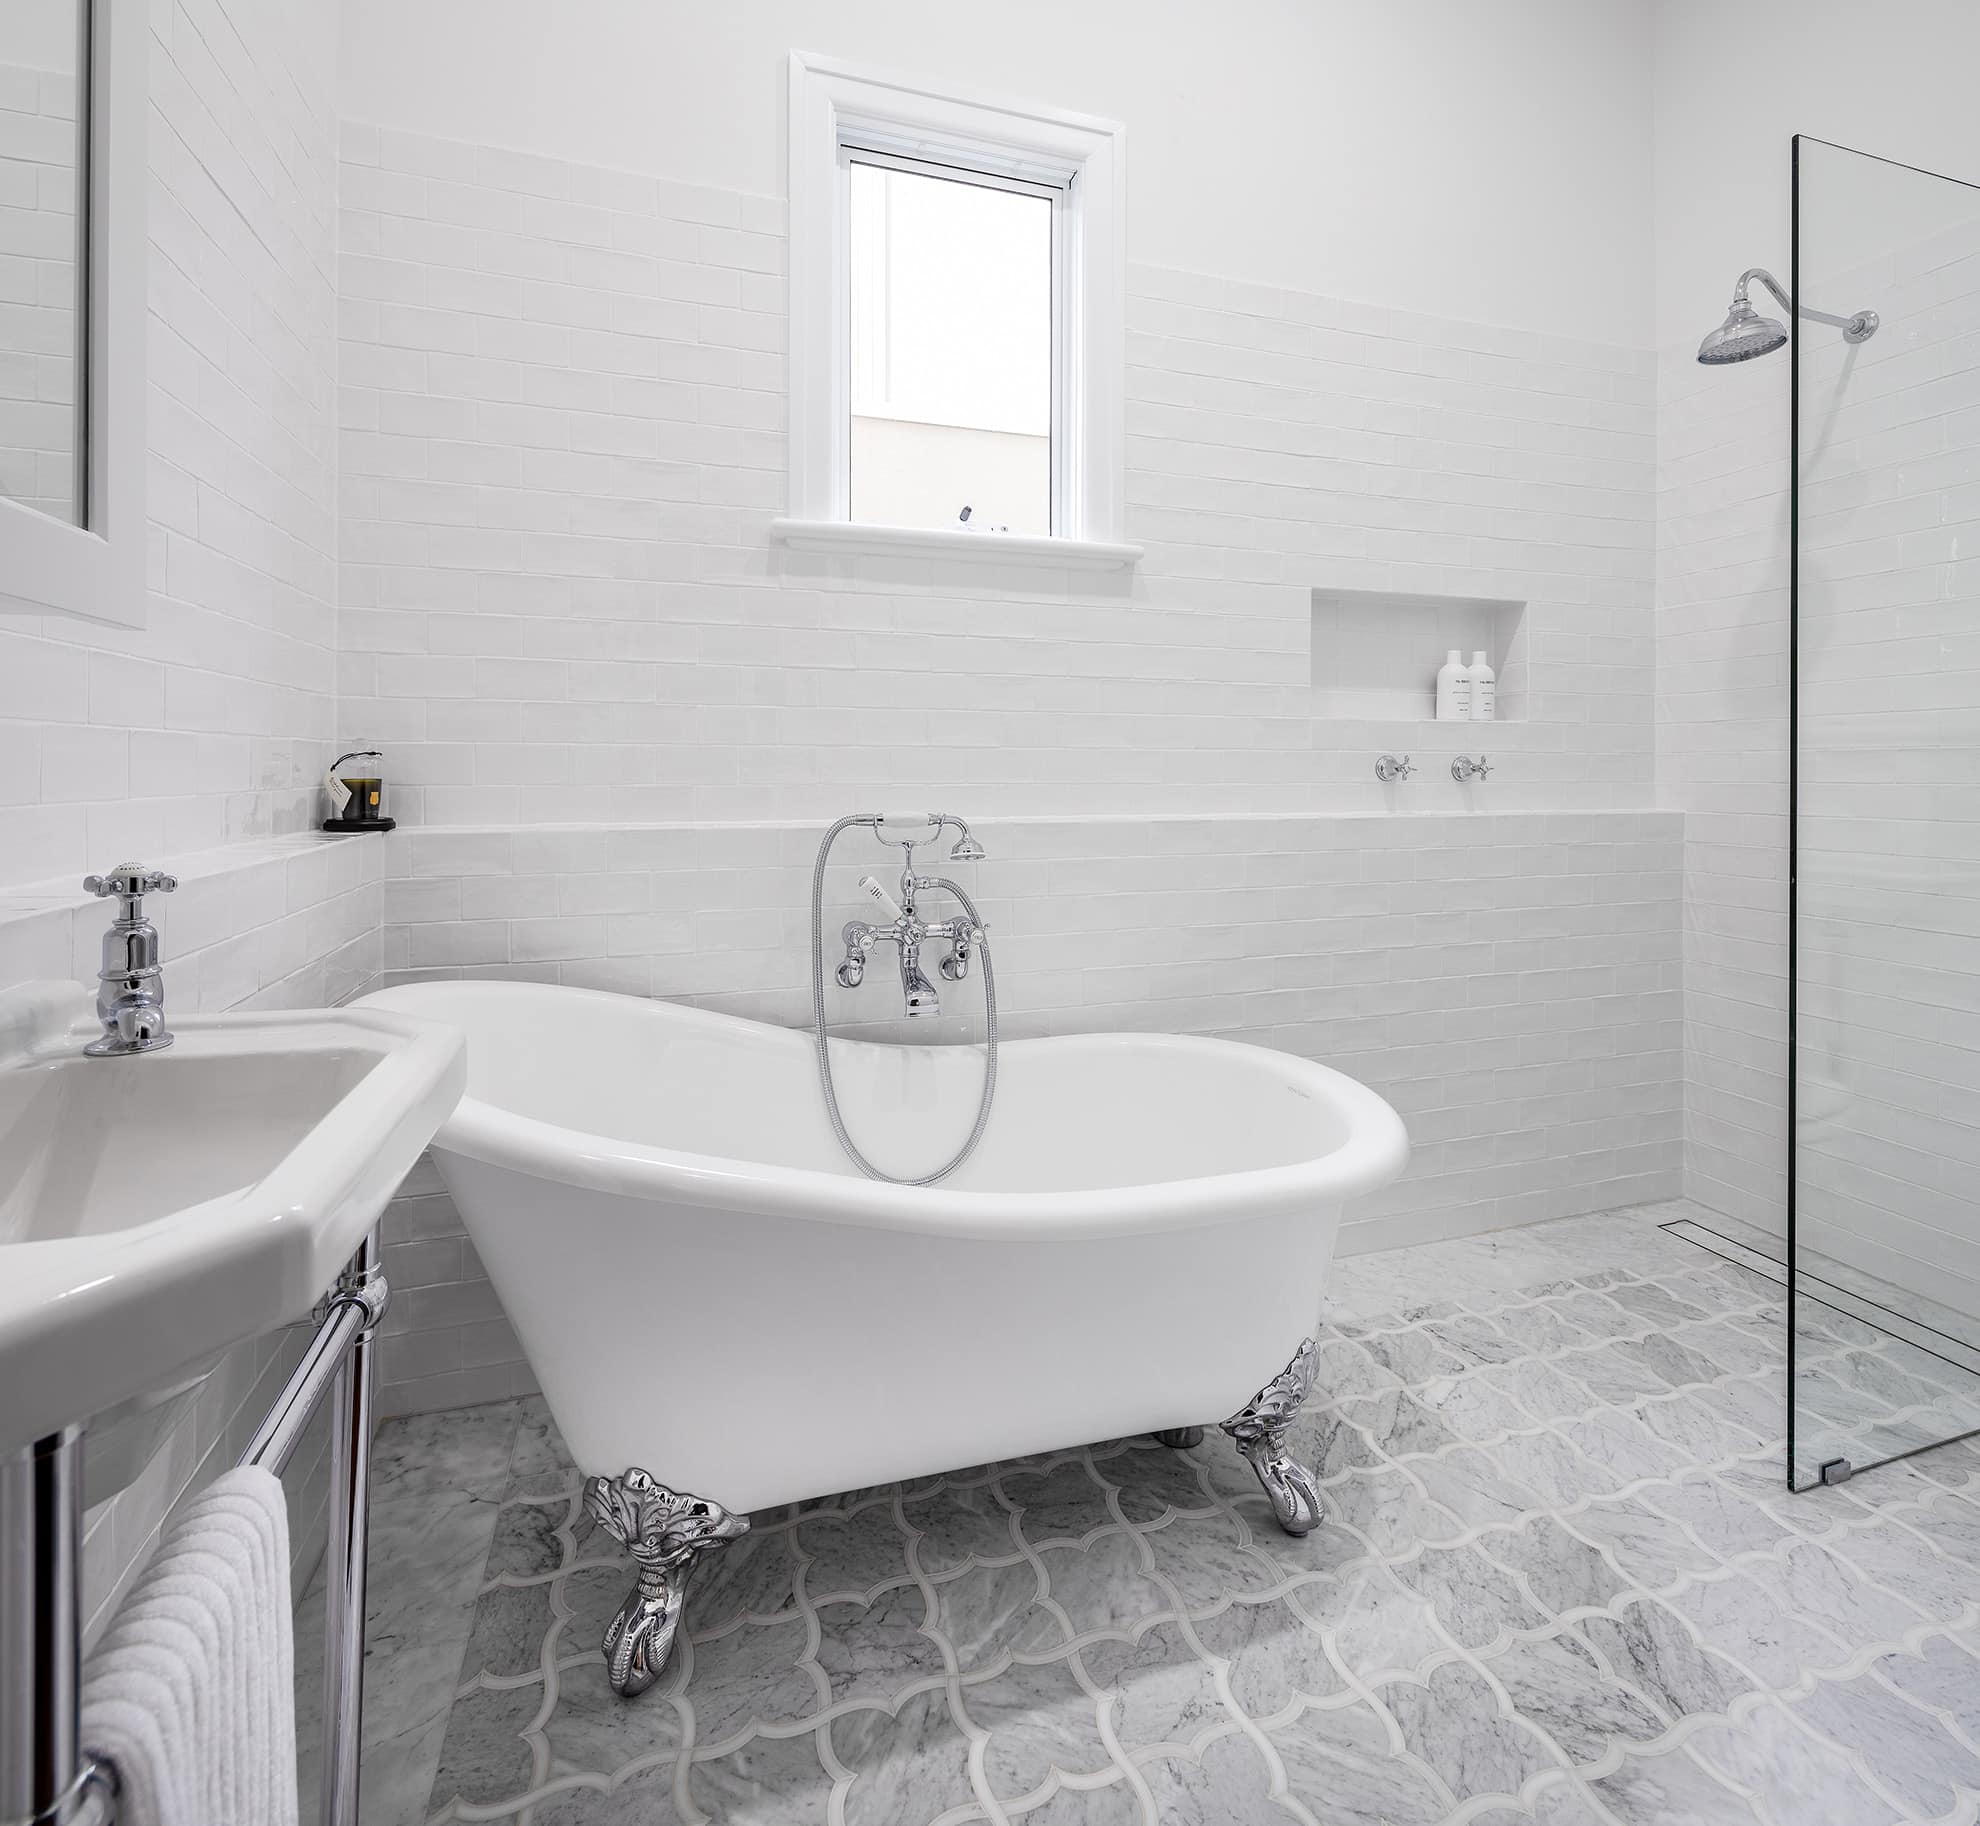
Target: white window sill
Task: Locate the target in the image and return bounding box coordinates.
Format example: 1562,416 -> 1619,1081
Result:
770,518 -> 1141,572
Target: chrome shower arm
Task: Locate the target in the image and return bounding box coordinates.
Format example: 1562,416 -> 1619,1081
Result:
1737,266 -> 1879,340
1737,266 -> 1793,314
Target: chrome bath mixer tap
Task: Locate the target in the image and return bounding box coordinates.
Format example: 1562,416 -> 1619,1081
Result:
810,811 -> 1000,1184
834,824 -> 984,1019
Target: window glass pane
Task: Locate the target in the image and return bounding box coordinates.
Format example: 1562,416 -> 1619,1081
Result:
849,159 -> 1051,534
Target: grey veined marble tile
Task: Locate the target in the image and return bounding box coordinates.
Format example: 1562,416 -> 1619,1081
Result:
1394,1541 -> 1552,1651
1685,1699 -> 1903,1826
337,1205 -> 1980,1826
1380,1659 -> 1566,1804
1792,1671 -> 1980,1819
1268,1697 -> 1454,1826
830,1690 -> 979,1825
1480,1631 -> 1668,1768
1586,1745 -> 1767,1825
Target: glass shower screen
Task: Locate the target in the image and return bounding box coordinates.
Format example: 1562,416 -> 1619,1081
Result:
1792,135 -> 1980,1488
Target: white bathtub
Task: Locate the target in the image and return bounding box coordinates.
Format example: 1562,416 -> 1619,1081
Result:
363,980 -> 1408,1513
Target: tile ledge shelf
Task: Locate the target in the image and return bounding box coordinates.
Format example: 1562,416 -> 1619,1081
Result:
769,518 -> 1143,571
0,805 -> 1680,924
0,832 -> 364,919
377,807 -> 1667,834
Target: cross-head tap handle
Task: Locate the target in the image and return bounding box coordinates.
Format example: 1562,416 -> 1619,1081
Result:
83,863 -> 179,908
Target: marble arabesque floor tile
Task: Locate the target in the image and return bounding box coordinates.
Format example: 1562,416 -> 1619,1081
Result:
314,1204 -> 1980,1826
293,1398 -> 529,1826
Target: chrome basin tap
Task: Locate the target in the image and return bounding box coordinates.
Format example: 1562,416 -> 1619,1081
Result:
81,863 -> 178,1055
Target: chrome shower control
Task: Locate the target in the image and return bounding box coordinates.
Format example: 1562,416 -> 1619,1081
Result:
1374,754 -> 1415,783
811,812 -> 1000,1187
1452,754 -> 1494,782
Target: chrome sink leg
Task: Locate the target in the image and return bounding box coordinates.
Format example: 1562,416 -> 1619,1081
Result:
320,1233 -> 387,1826
1221,1337 -> 1322,1537
1,1426 -> 108,1826
582,1470 -> 748,1698
1151,1426 -> 1205,1449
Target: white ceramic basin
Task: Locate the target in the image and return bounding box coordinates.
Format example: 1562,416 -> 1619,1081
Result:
0,982 -> 465,1456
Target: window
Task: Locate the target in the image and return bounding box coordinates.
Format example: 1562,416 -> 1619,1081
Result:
780,54 -> 1134,568
849,157 -> 1054,535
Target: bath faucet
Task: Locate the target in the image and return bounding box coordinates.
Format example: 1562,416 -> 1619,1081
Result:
1451,754 -> 1494,782
812,811 -> 999,1184
81,863 -> 178,1055
836,860 -> 981,1019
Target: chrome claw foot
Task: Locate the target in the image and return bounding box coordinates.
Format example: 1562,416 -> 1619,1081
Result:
1151,1426 -> 1205,1449
581,1468 -> 748,1698
1221,1338 -> 1322,1537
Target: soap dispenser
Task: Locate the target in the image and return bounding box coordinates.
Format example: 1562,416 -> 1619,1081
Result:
322,749 -> 395,832
1469,652 -> 1496,722
1436,650 -> 1471,721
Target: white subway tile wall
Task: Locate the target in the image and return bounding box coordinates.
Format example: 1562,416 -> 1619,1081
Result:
1658,205 -> 1980,1314
1656,343 -> 1788,1232
1795,202 -> 1980,1318
0,0 -> 345,1626
364,811 -> 1682,1416
0,56 -> 79,522
0,0 -> 340,894
334,126 -> 1658,824
0,832 -> 384,1011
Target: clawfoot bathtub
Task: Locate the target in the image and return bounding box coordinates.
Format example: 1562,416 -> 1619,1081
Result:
363,981 -> 1408,1694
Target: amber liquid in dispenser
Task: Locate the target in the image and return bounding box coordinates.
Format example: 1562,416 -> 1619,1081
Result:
323,774 -> 394,831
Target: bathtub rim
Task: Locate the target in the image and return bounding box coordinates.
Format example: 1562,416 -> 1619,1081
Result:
361,980 -> 1408,1243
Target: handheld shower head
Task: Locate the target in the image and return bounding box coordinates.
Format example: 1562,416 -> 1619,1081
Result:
918,810 -> 987,862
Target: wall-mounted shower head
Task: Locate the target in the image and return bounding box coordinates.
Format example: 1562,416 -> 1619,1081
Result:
1697,267 -> 1879,367
1698,295 -> 1789,365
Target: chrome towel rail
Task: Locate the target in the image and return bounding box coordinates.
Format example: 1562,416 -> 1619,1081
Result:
0,1232 -> 389,1826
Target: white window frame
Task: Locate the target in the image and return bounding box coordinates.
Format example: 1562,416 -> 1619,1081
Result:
0,0 -> 147,628
776,52 -> 1136,571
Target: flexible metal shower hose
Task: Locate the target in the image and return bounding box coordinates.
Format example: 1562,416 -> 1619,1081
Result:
810,815 -> 998,1185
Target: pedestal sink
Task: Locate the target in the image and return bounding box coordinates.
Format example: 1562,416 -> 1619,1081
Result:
0,981 -> 467,1456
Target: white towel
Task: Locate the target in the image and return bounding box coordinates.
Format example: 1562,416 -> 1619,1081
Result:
80,1467 -> 299,1826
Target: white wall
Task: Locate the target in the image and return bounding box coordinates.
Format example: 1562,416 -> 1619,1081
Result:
0,0 -> 350,1632
0,0 -> 341,892
1653,0 -> 1980,351
338,0 -> 1656,347
0,0 -> 80,74
336,122 -> 1657,825
328,47 -> 1674,1414
1653,0 -> 1980,1245
1793,157 -> 1980,1322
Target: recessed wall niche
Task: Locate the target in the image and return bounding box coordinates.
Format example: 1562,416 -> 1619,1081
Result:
1309,588 -> 1528,722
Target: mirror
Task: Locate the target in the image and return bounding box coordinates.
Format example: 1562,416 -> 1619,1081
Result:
0,0 -> 86,528
0,0 -> 142,628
